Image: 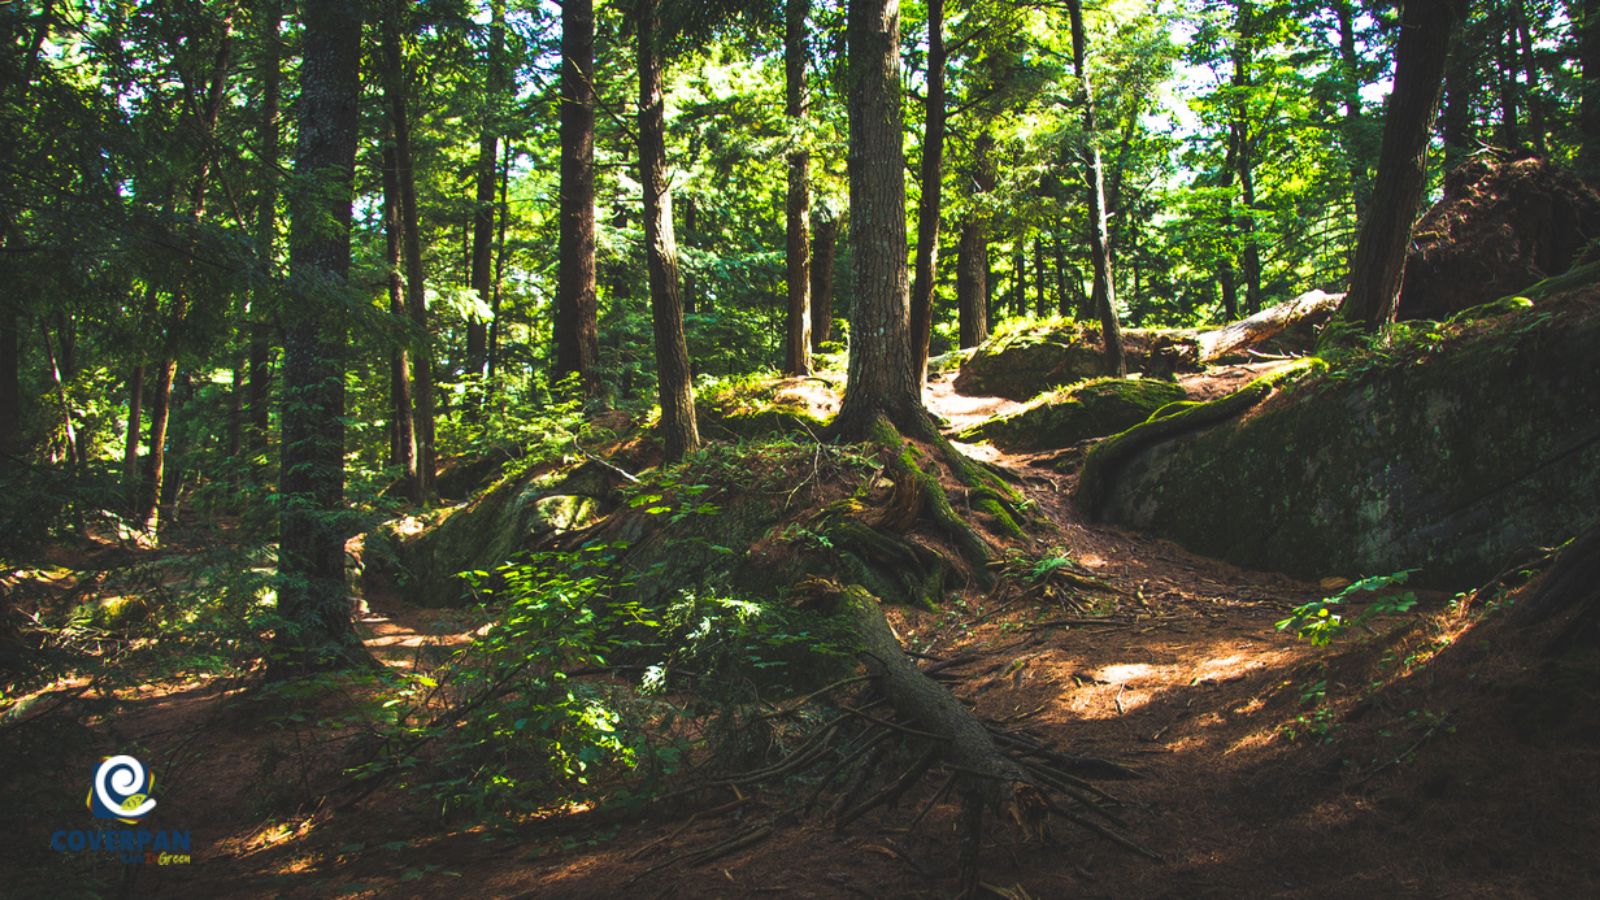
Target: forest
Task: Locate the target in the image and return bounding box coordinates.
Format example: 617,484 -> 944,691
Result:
3,0 -> 1599,895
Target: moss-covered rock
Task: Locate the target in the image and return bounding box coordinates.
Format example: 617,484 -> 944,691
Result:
958,378 -> 1187,452
1092,302 -> 1600,589
367,464 -> 612,606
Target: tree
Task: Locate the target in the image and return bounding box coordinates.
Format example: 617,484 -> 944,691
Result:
1342,1 -> 1461,330
833,0 -> 925,438
810,210 -> 838,351
273,0 -> 370,675
467,0 -> 508,383
636,0 -> 700,460
1066,0 -> 1125,377
379,0 -> 436,497
383,142 -> 420,502
555,0 -> 601,397
783,0 -> 812,376
909,0 -> 945,381
246,0 -> 282,455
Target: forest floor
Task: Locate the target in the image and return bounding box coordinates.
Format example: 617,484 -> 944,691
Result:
4,370 -> 1599,898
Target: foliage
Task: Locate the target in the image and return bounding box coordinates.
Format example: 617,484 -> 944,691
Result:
1276,570 -> 1421,646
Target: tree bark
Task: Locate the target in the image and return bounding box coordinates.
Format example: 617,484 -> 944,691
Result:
0,307 -> 17,462
380,0 -> 436,495
784,0 -> 814,375
1510,0 -> 1545,154
1333,0 -> 1369,222
383,143 -> 419,502
122,365 -> 143,500
555,0 -> 600,397
140,13 -> 234,533
1067,0 -> 1125,377
1342,1 -> 1460,330
1232,2 -> 1263,315
273,0 -> 368,676
1494,3 -> 1520,148
467,0 -> 507,382
909,0 -> 945,382
956,221 -> 989,348
1441,11 -> 1476,168
248,0 -> 281,454
811,212 -> 838,350
957,129 -> 994,349
834,0 -> 927,438
637,0 -> 700,461
1581,0 -> 1600,174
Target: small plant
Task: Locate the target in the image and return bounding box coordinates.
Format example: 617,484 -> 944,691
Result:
1276,570 -> 1420,646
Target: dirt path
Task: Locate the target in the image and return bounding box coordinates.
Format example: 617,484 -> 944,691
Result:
7,378 -> 1596,898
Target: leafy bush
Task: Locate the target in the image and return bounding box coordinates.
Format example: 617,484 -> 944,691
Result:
1276,570 -> 1420,646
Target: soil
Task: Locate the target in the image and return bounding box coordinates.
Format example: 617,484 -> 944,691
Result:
3,371 -> 1597,898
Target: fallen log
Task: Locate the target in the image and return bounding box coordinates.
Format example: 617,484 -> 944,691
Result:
1150,290 -> 1344,374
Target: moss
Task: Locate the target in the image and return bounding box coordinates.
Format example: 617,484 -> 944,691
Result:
1077,359 -> 1326,517
1094,306 -> 1600,589
959,378 -> 1187,452
1444,295 -> 1533,324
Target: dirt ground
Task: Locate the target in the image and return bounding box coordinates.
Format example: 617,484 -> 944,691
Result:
3,376 -> 1598,899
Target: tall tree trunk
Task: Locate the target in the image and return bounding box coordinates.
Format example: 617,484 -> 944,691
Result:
555,0 -> 600,397
1010,243 -> 1025,318
956,221 -> 988,348
784,0 -> 814,375
383,143 -> 419,502
137,359 -> 176,531
834,0 -> 925,437
1441,11 -> 1476,169
122,365 -> 143,502
1581,0 -> 1600,173
637,0 -> 700,461
1053,236 -> 1070,317
1342,1 -> 1460,330
0,307 -> 17,462
908,0 -> 944,381
1232,2 -> 1263,315
1495,3 -> 1520,148
248,0 -> 281,454
488,137 -> 511,388
380,0 -> 436,496
1510,0 -> 1545,153
1067,0 -> 1125,377
1033,236 -> 1046,316
141,14 -> 234,533
274,0 -> 367,676
1333,0 -> 1369,220
467,0 -> 507,382
42,328 -> 77,467
810,212 -> 838,350
956,129 -> 994,348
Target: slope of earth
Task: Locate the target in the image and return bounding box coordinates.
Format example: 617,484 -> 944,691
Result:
2,370 -> 1596,899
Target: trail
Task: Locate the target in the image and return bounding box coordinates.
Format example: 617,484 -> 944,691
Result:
6,375 -> 1595,898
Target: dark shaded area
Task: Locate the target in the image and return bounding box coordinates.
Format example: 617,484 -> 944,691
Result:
1399,155 -> 1600,319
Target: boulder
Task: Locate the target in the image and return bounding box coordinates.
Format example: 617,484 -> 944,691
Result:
1089,296 -> 1600,589
958,378 -> 1187,452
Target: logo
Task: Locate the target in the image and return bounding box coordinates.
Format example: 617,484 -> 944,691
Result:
53,754 -> 191,864
89,755 -> 157,823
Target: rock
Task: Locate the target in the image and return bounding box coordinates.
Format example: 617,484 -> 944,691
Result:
1399,154 -> 1600,320
958,378 -> 1187,452
1091,295 -> 1600,589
